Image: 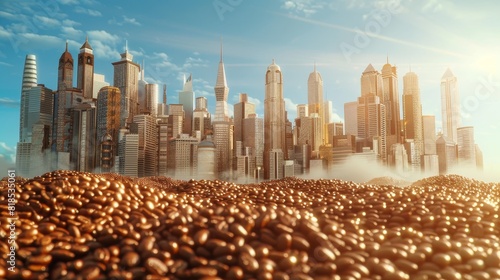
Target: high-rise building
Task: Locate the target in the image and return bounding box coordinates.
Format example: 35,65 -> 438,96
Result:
381,60 -> 401,149
264,60 -> 286,179
297,104 -> 308,118
112,42 -> 140,127
158,85 -> 168,116
361,64 -> 383,98
328,122 -> 344,144
19,54 -> 38,142
357,94 -> 387,162
402,71 -> 423,166
422,115 -> 437,155
436,134 -> 457,174
77,36 -> 94,99
308,65 -> 324,150
179,74 -> 194,134
168,104 -> 184,139
234,93 -> 256,167
132,114 -> 158,177
193,97 -> 212,139
421,115 -> 439,175
157,115 -> 169,176
167,134 -> 198,178
441,68 -> 460,143
457,126 -> 476,166
118,130 -> 139,177
96,86 -> 121,172
344,101 -> 358,136
53,43 -> 83,168
137,62 -> 148,114
71,102 -> 97,172
212,43 -> 233,178
144,84 -> 158,116
475,144 -> 483,170
243,114 -> 264,180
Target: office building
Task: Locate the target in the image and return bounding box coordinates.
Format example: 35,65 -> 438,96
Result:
71,102 -> 97,172
96,86 -> 121,170
441,68 -> 460,143
197,137 -> 216,179
179,74 -> 194,134
308,65 -> 324,150
132,114 -> 158,177
92,73 -> 109,99
264,60 -> 286,179
402,71 -> 423,166
193,97 -> 212,139
168,134 -> 198,178
457,126 -> 476,166
381,60 -> 401,151
77,36 -> 94,99
344,101 -> 358,136
436,134 -> 457,174
112,42 -> 140,127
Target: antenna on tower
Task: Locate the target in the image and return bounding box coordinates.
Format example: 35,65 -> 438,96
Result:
125,40 -> 128,52
141,59 -> 145,80
163,84 -> 167,105
220,36 -> 223,62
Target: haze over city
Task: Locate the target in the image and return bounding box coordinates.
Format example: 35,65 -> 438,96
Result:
0,0 -> 499,181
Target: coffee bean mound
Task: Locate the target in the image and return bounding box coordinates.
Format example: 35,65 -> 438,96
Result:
1,171 -> 499,279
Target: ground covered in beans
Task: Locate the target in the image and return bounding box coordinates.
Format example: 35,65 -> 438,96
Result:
0,171 -> 499,280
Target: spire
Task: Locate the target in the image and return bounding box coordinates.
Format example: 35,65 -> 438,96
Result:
141,59 -> 145,80
125,40 -> 128,52
386,54 -> 389,64
163,84 -> 167,105
80,35 -> 92,50
314,61 -> 316,72
65,40 -> 68,52
220,36 -> 223,63
215,41 -> 227,88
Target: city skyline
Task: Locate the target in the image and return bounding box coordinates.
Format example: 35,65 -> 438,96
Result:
0,1 -> 499,179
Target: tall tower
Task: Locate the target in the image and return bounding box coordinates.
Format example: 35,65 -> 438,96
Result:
234,93 -> 256,149
264,59 -> 286,179
457,126 -> 476,166
308,64 -> 325,152
58,42 -> 73,91
214,42 -> 229,122
441,68 -> 460,143
112,41 -> 140,127
77,36 -> 94,99
381,59 -> 401,148
96,86 -> 121,171
361,64 -> 383,98
179,74 -> 194,134
19,54 -> 38,142
212,41 -> 233,178
402,70 -> 423,166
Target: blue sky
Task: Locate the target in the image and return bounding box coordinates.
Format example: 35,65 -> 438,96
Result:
0,0 -> 499,178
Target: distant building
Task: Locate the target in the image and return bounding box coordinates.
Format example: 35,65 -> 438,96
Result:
308,65 -> 325,151
197,137 -> 216,180
179,74 -> 194,134
193,97 -> 212,140
112,43 -> 140,127
92,73 -> 109,99
168,134 -> 198,179
96,86 -> 121,171
132,114 -> 158,177
71,102 -> 97,172
436,134 -> 457,174
403,71 -> 423,166
441,68 -> 460,143
475,144 -> 483,170
457,126 -> 476,166
357,93 -> 386,162
344,101 -> 358,136
118,130 -> 139,177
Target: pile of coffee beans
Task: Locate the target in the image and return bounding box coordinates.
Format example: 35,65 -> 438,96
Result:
0,171 -> 499,279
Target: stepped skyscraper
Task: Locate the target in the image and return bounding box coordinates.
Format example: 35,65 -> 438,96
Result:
212,41 -> 233,178
264,60 -> 286,179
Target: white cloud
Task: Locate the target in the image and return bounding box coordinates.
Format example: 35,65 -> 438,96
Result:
62,19 -> 80,27
61,26 -> 82,38
87,30 -> 120,43
109,16 -> 141,26
183,56 -> 209,69
0,98 -> 19,107
18,33 -> 64,50
0,26 -> 12,38
75,7 -> 102,17
0,11 -> 16,20
152,52 -> 181,72
0,142 -> 16,165
247,96 -> 262,107
281,0 -> 325,16
58,0 -> 79,4
34,15 -> 60,28
284,97 -> 298,113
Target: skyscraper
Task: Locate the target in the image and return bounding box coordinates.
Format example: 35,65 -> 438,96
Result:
193,97 -> 212,139
441,68 -> 460,143
96,86 -> 121,171
457,126 -> 476,166
381,59 -> 401,149
264,60 -> 286,179
145,84 -> 158,116
132,114 -> 158,177
212,42 -> 233,178
19,54 -> 38,142
112,42 -> 140,127
421,115 -> 439,175
77,36 -> 94,99
308,65 -> 324,151
361,64 -> 383,98
402,71 -> 423,166
344,101 -> 358,136
53,43 -> 84,169
234,93 -> 256,155
357,94 -> 386,161
71,102 -> 97,172
436,134 -> 457,174
179,74 -> 194,134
